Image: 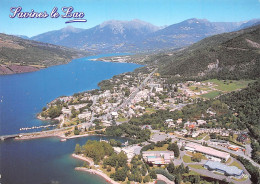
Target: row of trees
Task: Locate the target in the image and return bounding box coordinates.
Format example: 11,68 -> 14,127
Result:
105,123 -> 151,142
41,105 -> 62,119
75,140 -> 114,163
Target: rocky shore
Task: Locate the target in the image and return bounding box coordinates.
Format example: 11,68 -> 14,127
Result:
0,64 -> 40,75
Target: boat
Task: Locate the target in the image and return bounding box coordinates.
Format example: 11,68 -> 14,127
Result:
60,138 -> 67,142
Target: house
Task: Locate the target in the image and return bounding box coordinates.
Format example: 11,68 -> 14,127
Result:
185,143 -> 230,162
206,108 -> 216,116
143,151 -> 174,165
204,161 -> 243,178
176,119 -> 182,124
111,111 -> 118,118
192,131 -> 200,138
121,145 -> 142,161
237,133 -> 248,143
141,125 -> 152,130
184,121 -> 196,129
102,120 -> 112,127
165,119 -> 175,127
165,119 -> 173,124
197,120 -> 207,126
155,87 -> 164,92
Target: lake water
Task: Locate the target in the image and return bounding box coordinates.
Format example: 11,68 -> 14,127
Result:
0,53 -> 141,136
0,54 -> 142,184
0,54 -> 166,184
0,135 -> 129,184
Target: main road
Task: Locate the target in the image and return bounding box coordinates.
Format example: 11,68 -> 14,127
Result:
114,68 -> 158,112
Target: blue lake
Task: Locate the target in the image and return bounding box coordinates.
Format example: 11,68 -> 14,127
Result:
0,53 -> 141,136
0,54 -> 142,184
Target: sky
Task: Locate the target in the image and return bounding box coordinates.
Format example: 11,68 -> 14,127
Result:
0,0 -> 260,37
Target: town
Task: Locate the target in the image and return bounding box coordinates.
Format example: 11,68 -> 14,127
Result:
25,64 -> 259,184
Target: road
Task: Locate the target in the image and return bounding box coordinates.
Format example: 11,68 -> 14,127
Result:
90,95 -> 98,123
114,68 -> 158,112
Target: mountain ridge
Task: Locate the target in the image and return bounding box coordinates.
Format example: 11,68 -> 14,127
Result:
145,24 -> 260,80
30,18 -> 260,53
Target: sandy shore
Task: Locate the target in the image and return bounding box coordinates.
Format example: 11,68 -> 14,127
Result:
75,167 -> 120,184
71,154 -> 94,166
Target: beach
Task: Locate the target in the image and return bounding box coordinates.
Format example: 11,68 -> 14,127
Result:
72,154 -> 94,166
75,167 -> 120,184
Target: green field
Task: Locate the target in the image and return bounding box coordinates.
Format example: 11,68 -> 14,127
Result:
183,155 -> 193,163
196,133 -> 207,140
204,79 -> 254,92
188,164 -> 206,170
230,160 -> 243,169
183,170 -> 201,176
189,86 -> 211,92
204,135 -> 210,141
116,117 -> 127,122
145,107 -> 156,114
201,91 -> 222,99
148,144 -> 169,151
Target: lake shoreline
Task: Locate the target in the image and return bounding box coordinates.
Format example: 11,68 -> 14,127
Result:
75,167 -> 120,184
73,155 -> 171,184
71,154 -> 94,166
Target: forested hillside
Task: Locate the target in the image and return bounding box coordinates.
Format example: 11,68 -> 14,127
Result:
148,25 -> 260,81
220,80 -> 260,164
0,33 -> 87,74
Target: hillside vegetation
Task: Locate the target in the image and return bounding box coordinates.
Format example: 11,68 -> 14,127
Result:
0,33 -> 88,74
148,25 -> 260,80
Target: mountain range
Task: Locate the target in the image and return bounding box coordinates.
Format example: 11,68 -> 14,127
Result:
30,18 -> 260,53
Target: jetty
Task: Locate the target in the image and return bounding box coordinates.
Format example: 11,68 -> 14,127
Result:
0,134 -> 21,141
0,128 -> 65,141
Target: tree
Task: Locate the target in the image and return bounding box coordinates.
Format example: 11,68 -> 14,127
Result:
75,144 -> 81,154
143,175 -> 151,183
114,168 -> 127,181
194,175 -> 200,184
107,166 -> 111,172
109,139 -> 122,147
175,173 -> 182,184
141,164 -> 147,176
167,162 -> 175,174
82,140 -> 114,163
185,166 -> 190,173
192,153 -> 203,162
150,170 -> 157,179
168,143 -> 180,158
74,126 -> 80,135
180,145 -> 185,151
48,105 -> 62,118
117,151 -> 128,167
